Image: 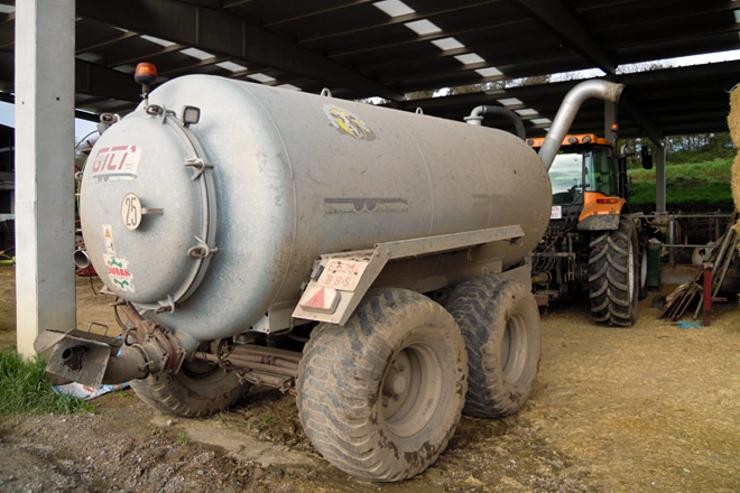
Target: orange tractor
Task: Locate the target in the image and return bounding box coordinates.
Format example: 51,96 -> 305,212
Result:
529,133 -> 652,326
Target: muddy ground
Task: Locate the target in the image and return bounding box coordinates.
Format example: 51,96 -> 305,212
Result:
1,264 -> 739,492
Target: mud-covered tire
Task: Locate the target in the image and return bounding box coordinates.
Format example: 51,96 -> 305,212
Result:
296,288 -> 467,482
588,217 -> 640,326
445,277 -> 541,418
131,360 -> 246,418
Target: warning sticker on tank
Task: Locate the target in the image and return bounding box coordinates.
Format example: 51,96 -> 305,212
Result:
90,144 -> 141,182
102,224 -> 115,254
103,254 -> 135,292
322,104 -> 376,141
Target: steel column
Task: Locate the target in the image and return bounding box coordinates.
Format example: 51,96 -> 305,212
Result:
655,143 -> 667,213
15,0 -> 76,357
604,100 -> 616,144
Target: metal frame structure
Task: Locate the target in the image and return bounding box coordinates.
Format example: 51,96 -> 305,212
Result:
7,0 -> 738,355
0,0 -> 736,133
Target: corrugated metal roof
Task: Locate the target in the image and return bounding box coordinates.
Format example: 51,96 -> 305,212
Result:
0,0 -> 737,138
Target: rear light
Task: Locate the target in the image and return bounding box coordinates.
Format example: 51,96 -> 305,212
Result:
596,198 -> 620,204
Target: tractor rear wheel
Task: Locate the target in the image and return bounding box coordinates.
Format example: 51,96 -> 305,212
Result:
445,276 -> 541,418
588,217 -> 640,326
296,288 -> 467,482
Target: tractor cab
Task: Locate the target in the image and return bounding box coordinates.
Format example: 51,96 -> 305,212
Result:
527,134 -> 626,231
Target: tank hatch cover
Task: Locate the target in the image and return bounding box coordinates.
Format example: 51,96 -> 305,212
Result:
80,106 -> 217,311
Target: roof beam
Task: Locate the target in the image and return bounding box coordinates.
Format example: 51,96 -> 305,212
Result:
0,50 -> 139,103
515,0 -> 663,144
76,0 -> 403,100
515,0 -> 616,73
105,43 -> 187,68
221,0 -> 257,8
264,0 -> 375,27
76,31 -> 139,54
330,19 -> 528,59
158,56 -> 225,76
300,1 -> 498,43
619,96 -> 663,143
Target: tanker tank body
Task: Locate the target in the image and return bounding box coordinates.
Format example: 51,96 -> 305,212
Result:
38,73 -> 624,483
79,74 -> 552,344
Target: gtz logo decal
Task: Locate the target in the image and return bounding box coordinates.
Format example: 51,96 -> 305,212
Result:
90,144 -> 141,182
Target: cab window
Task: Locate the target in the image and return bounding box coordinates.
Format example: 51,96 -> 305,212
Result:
584,148 -> 617,196
548,153 -> 582,205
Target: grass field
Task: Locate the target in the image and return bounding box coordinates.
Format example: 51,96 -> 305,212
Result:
628,157 -> 734,211
0,349 -> 93,415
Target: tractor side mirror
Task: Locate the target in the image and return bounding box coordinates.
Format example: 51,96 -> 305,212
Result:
641,145 -> 653,170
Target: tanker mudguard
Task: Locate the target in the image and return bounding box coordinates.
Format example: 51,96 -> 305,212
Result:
293,225 -> 525,325
577,213 -> 621,231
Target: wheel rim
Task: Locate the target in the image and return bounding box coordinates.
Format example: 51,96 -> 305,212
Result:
381,340 -> 443,438
627,236 -> 636,303
501,313 -> 528,385
640,248 -> 648,289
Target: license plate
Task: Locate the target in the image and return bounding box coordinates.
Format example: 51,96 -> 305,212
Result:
317,259 -> 368,291
550,205 -> 563,219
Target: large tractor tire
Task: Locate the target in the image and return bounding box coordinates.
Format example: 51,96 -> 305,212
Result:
588,217 -> 640,326
131,359 -> 246,418
445,276 -> 541,418
297,288 -> 467,482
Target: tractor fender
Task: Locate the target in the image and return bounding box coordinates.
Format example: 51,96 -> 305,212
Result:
577,192 -> 626,231
577,213 -> 621,231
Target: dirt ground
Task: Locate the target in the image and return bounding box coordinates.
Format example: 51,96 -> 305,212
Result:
0,264 -> 739,492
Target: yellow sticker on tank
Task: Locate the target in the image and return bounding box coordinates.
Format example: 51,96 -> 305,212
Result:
323,104 -> 376,141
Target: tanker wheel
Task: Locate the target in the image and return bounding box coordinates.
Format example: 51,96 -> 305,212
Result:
296,288 -> 467,482
131,358 -> 246,418
588,217 -> 640,327
445,276 -> 541,418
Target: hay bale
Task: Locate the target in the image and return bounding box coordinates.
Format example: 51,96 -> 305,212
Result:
734,153 -> 740,215
731,87 -> 740,213
730,86 -> 740,145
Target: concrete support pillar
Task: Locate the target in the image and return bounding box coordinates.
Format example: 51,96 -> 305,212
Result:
604,100 -> 617,144
15,0 -> 76,357
655,142 -> 667,213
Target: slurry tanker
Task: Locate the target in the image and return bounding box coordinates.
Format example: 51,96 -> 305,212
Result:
38,70 -> 623,481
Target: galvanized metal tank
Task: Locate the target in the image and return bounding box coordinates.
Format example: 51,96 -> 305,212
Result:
80,74 -> 552,343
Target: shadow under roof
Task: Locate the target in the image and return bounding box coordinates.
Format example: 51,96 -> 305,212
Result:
0,0 -> 736,140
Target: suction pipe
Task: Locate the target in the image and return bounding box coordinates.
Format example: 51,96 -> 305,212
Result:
539,80 -> 624,170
